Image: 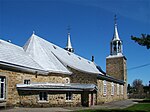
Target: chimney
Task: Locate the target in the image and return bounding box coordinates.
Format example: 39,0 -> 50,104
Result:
92,56 -> 94,62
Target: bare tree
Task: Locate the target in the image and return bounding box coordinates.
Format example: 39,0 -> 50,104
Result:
132,79 -> 144,94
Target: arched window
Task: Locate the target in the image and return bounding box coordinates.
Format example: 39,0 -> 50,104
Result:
118,41 -> 121,52
113,41 -> 117,52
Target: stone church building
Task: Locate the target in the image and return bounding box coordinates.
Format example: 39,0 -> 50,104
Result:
0,18 -> 127,107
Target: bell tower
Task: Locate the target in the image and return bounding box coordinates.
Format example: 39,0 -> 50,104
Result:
110,15 -> 123,56
106,15 -> 127,82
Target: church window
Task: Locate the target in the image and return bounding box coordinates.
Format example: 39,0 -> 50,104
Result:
66,92 -> 72,101
103,80 -> 107,96
0,77 -> 6,100
111,82 -> 114,95
117,84 -> 120,95
121,85 -> 123,95
24,79 -> 30,84
39,92 -> 48,101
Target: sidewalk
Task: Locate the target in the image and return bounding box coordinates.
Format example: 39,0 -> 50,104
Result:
0,99 -> 135,112
66,99 -> 135,111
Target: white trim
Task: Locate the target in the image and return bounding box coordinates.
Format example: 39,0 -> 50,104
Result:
111,82 -> 114,95
121,85 -> 123,95
0,77 -> 6,100
117,84 -> 120,95
103,80 -> 107,96
106,55 -> 124,59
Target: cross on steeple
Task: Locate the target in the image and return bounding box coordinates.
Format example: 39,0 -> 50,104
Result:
67,25 -> 71,33
114,15 -> 117,25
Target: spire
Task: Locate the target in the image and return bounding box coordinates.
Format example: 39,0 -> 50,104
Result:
66,32 -> 72,49
65,26 -> 74,53
112,15 -> 120,41
110,15 -> 123,56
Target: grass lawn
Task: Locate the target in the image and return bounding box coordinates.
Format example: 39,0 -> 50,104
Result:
124,103 -> 150,111
77,103 -> 150,112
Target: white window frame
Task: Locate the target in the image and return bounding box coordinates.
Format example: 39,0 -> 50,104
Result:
66,92 -> 72,101
121,85 -> 124,95
117,84 -> 120,95
39,92 -> 48,101
111,82 -> 114,95
0,77 -> 6,100
103,80 -> 107,96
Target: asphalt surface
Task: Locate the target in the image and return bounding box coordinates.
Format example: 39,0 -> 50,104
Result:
0,99 -> 135,112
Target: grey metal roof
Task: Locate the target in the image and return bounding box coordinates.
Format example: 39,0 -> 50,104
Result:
23,34 -> 72,74
0,39 -> 46,73
16,83 -> 97,91
24,34 -> 102,74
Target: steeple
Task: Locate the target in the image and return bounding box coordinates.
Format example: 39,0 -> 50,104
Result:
65,26 -> 74,53
106,16 -> 127,99
110,15 -> 123,56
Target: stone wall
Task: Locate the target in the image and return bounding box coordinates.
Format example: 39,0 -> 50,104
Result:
106,56 -> 127,81
18,91 -> 81,107
0,69 -> 82,107
69,68 -> 97,84
97,79 -> 126,104
0,66 -> 127,107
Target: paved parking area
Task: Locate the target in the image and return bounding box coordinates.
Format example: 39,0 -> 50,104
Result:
0,99 -> 135,112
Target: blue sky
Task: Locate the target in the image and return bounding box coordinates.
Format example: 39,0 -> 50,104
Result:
0,0 -> 150,85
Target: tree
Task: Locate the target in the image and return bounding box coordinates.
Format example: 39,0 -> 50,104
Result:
127,84 -> 132,94
132,79 -> 144,94
131,34 -> 150,49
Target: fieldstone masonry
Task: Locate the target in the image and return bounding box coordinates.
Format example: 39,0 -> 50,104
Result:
106,56 -> 127,81
0,61 -> 127,107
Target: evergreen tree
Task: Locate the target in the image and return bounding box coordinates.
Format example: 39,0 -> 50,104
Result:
131,34 -> 150,49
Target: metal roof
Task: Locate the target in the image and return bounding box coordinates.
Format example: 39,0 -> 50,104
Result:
16,83 -> 97,91
0,39 -> 46,73
24,34 -> 102,74
23,34 -> 72,74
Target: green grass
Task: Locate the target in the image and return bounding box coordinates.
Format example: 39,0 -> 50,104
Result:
77,103 -> 150,112
125,103 -> 150,111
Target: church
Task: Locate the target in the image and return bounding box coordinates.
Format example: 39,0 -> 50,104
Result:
0,17 -> 127,107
